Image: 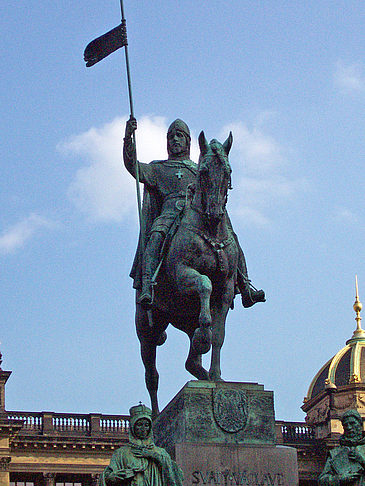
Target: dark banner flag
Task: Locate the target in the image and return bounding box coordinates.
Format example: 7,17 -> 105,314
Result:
83,2 -> 144,249
84,21 -> 127,67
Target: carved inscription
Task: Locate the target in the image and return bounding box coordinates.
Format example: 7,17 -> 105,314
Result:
213,388 -> 248,433
191,470 -> 285,486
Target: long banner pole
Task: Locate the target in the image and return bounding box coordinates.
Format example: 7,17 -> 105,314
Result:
120,0 -> 144,248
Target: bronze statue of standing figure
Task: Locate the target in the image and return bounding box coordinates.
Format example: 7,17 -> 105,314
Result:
124,117 -> 265,417
319,410 -> 365,486
98,403 -> 183,486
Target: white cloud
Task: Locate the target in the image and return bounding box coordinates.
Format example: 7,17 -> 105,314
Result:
229,207 -> 270,228
221,121 -> 306,227
60,116 -> 305,228
59,116 -> 133,222
238,176 -> 306,207
59,116 -> 200,223
0,214 -> 56,254
222,122 -> 285,176
334,61 -> 365,94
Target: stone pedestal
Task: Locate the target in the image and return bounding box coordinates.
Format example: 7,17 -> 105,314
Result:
176,443 -> 297,486
153,381 -> 298,486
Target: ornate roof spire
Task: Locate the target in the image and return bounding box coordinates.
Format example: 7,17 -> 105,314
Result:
303,277 -> 365,417
352,275 -> 364,339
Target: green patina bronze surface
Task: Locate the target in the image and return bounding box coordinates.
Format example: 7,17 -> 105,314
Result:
152,381 -> 276,458
98,403 -> 183,486
319,410 -> 365,486
123,118 -> 266,418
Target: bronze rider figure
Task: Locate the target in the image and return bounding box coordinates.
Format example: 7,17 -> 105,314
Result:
123,117 -> 265,309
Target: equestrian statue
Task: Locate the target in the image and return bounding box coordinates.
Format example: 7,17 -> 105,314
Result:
123,117 -> 265,418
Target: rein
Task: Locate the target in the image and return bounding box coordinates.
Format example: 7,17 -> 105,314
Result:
180,218 -> 234,273
189,202 -> 226,220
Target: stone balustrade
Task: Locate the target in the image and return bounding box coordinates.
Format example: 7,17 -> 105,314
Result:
8,411 -> 314,446
276,420 -> 315,443
7,410 -> 130,437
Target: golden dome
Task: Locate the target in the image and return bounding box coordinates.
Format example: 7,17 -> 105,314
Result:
305,277 -> 364,402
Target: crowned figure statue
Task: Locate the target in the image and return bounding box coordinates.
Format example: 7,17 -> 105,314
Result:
98,403 -> 183,486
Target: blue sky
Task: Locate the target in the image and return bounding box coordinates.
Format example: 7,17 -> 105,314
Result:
1,1 -> 364,421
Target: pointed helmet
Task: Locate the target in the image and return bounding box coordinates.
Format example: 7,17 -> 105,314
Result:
167,119 -> 191,141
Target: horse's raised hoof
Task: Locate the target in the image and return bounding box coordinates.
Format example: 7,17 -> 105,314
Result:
192,327 -> 212,354
241,287 -> 266,308
156,331 -> 167,346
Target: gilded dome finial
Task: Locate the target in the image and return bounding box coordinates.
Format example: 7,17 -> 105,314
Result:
352,275 -> 364,338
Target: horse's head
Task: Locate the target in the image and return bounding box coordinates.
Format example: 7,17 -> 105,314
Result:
196,131 -> 233,224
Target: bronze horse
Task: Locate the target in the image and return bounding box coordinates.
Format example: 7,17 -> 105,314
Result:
135,131 -> 238,417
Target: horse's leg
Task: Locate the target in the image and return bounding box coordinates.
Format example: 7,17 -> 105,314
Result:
135,297 -> 167,419
140,338 -> 160,417
185,335 -> 209,380
177,266 -> 212,328
208,304 -> 227,381
176,266 -> 213,354
209,287 -> 234,381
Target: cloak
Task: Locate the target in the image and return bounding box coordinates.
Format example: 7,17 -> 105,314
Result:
130,159 -> 197,290
98,404 -> 183,486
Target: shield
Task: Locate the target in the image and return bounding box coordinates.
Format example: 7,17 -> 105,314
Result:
213,388 -> 248,433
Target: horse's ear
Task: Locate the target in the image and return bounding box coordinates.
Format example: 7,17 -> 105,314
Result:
223,132 -> 233,155
198,131 -> 209,156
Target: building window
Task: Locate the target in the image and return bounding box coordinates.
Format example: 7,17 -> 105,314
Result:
10,483 -> 34,486
56,483 -> 82,486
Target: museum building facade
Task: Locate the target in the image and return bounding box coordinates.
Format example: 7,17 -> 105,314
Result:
2,291 -> 365,486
